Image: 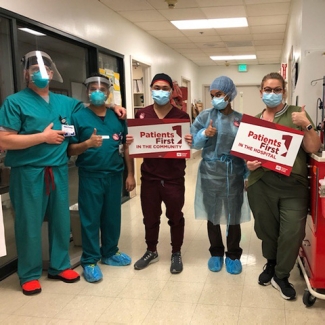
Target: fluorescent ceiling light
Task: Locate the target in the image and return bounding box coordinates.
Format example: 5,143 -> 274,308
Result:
18,28 -> 46,36
210,55 -> 256,61
171,17 -> 248,30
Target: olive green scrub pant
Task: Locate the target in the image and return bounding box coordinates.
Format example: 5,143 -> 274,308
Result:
247,171 -> 308,279
10,165 -> 71,285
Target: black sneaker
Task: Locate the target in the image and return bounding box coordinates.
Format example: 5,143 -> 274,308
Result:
258,261 -> 276,286
271,275 -> 296,300
170,252 -> 183,274
134,250 -> 159,270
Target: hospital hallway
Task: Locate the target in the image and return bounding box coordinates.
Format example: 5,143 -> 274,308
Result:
0,156 -> 324,324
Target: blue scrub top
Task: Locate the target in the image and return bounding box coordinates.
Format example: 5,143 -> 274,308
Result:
0,88 -> 84,167
70,106 -> 127,174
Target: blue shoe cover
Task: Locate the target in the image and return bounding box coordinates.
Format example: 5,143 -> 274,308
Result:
225,257 -> 242,274
83,264 -> 103,283
102,252 -> 131,266
208,256 -> 223,272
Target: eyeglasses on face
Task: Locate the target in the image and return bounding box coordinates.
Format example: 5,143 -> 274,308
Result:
263,87 -> 283,94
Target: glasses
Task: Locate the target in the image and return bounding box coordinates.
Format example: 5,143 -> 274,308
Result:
263,87 -> 283,94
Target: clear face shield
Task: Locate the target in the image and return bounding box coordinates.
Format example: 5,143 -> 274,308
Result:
83,76 -> 111,106
23,50 -> 63,86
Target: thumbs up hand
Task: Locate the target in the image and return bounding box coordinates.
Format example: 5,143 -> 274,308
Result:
291,105 -> 310,128
87,128 -> 103,148
205,119 -> 217,137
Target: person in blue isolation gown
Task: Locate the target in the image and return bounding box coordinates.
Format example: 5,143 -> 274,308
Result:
191,76 -> 250,275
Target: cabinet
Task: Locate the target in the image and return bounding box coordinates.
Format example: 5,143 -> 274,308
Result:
133,78 -> 144,115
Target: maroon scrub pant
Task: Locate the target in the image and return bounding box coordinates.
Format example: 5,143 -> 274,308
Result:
140,178 -> 185,253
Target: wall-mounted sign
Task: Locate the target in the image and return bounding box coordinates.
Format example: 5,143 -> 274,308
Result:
238,64 -> 248,72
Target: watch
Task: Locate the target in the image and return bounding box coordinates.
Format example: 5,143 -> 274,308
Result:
305,124 -> 313,131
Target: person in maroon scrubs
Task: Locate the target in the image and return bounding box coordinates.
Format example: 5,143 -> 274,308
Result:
128,73 -> 192,274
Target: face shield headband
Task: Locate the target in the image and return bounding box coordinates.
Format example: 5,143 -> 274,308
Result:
84,76 -> 112,88
23,50 -> 63,83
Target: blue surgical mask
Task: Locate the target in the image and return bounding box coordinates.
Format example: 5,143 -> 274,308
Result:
89,90 -> 107,106
152,90 -> 170,106
212,97 -> 228,110
262,93 -> 283,108
31,70 -> 49,89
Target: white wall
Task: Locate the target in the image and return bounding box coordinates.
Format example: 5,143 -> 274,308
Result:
197,64 -> 279,102
282,0 -> 325,124
0,0 -> 199,116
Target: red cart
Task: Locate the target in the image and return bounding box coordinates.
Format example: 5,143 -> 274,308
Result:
298,153 -> 325,307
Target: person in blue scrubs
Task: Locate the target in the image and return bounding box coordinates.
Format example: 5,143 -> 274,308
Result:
68,74 -> 135,283
0,51 -> 83,295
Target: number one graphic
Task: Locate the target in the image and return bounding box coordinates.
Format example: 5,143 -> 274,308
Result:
172,125 -> 182,144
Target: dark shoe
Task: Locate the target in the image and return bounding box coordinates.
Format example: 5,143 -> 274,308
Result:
134,250 -> 159,270
21,280 -> 42,295
271,275 -> 296,300
170,252 -> 183,274
258,261 -> 276,286
48,269 -> 80,283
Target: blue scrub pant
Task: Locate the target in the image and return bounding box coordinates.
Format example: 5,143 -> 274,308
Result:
79,171 -> 122,266
10,165 -> 71,285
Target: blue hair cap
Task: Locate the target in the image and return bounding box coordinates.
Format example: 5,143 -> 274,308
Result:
210,76 -> 237,101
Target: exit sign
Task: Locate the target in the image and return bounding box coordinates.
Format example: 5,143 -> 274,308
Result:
238,64 -> 247,72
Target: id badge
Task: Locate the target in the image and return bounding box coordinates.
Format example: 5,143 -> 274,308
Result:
62,125 -> 75,137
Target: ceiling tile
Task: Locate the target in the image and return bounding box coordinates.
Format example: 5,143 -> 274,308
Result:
188,35 -> 223,43
244,0 -> 290,4
253,33 -> 285,41
134,21 -> 175,31
158,8 -> 206,20
201,6 -> 247,19
159,37 -> 193,44
246,3 -> 290,16
248,15 -> 288,26
100,0 -> 153,11
180,29 -> 218,37
254,39 -> 283,46
169,43 -> 199,49
100,0 -> 292,67
250,25 -> 286,34
147,0 -> 199,10
220,34 -> 253,42
148,30 -> 185,38
198,0 -> 244,6
118,10 -> 166,22
255,45 -> 283,51
216,27 -> 251,36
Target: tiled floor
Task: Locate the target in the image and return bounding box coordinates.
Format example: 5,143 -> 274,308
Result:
1,156 -> 325,324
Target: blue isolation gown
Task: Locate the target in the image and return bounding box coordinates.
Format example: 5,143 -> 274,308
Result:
191,108 -> 251,225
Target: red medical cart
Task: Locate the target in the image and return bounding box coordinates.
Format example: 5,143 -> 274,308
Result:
298,153 -> 325,306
